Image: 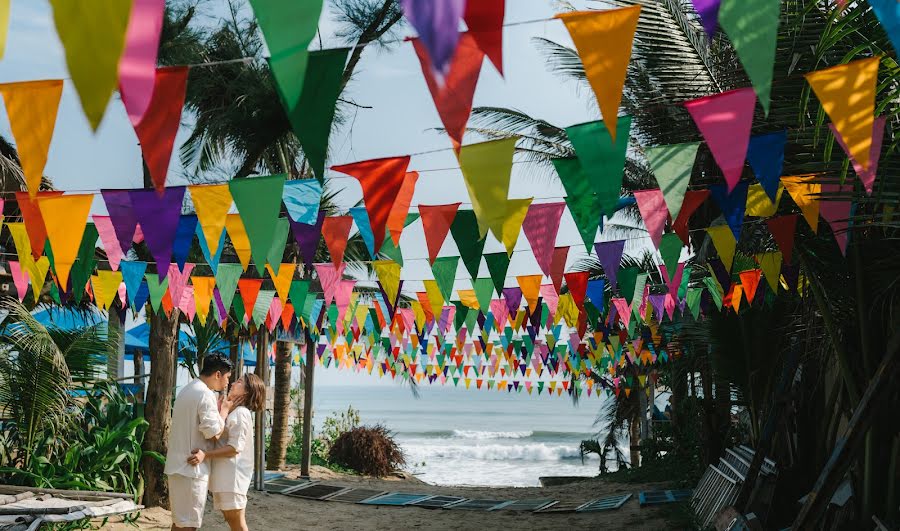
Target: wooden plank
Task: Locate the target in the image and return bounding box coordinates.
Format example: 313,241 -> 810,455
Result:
577,493 -> 632,512
535,500 -> 592,513
327,488 -> 387,504
489,499 -> 556,512
284,483 -> 350,501
446,498 -> 509,511
360,493 -> 432,506
408,496 -> 467,509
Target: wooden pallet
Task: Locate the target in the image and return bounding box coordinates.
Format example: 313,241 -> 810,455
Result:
360,492 -> 432,506
489,499 -> 557,512
576,493 -> 632,512
638,489 -> 693,507
446,498 -> 509,511
327,488 -> 388,504
284,483 -> 350,501
408,495 -> 467,509
535,500 -> 592,513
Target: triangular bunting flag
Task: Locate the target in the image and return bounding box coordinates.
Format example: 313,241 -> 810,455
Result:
419,203 -> 461,264
130,187 -> 186,280
459,138 -> 516,239
566,116 -> 632,217
333,157 -> 411,252
634,189 -> 668,248
781,175 -> 821,232
190,184 -> 232,260
645,142 -> 700,219
707,225 -> 737,271
38,194 -> 94,290
484,252 -> 510,296
230,175 -> 285,275
553,157 -> 600,252
746,131 -> 786,200
499,198 -> 532,256
134,67 -> 189,191
322,216 -> 353,267
0,81 -> 63,196
450,210 -> 487,279
522,202 -> 565,276
718,0 -> 780,113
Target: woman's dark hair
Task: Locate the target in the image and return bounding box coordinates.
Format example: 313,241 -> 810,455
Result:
200,353 -> 233,377
239,373 -> 266,413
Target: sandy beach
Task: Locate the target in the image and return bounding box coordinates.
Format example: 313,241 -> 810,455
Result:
103,466 -> 675,530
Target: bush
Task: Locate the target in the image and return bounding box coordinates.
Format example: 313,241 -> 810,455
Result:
284,406 -> 361,470
327,425 -> 406,477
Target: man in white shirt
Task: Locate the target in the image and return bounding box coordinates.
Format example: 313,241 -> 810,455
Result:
165,354 -> 233,530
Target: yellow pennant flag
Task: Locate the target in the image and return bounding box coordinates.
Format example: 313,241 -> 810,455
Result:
457,289 -> 479,309
500,198 -> 533,256
423,280 -> 445,321
556,292 -> 578,326
48,0 -> 133,130
731,284 -> 744,313
190,184 -> 232,258
516,274 -> 542,313
755,251 -> 783,294
225,214 -> 252,271
0,80 -> 63,196
746,183 -> 783,218
373,260 -> 402,306
29,257 -> 50,293
266,263 -> 295,303
781,175 -> 821,231
39,194 -> 93,289
459,138 -> 517,239
92,270 -> 123,311
707,225 -> 737,271
804,56 -> 880,170
411,300 -> 426,330
0,0 -> 9,58
556,6 -> 641,142
192,276 -> 216,325
6,223 -> 33,266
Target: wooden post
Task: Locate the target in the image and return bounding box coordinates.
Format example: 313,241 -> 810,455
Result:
107,304 -> 126,380
300,328 -> 315,479
253,328 -> 269,491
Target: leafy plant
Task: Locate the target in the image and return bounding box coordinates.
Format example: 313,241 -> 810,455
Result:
327,425 -> 405,477
314,406 -> 361,462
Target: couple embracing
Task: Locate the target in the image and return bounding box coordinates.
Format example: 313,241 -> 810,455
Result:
164,354 -> 265,530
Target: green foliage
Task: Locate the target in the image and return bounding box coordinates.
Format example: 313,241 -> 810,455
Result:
181,318 -> 229,379
328,425 -> 406,477
283,406 -> 362,474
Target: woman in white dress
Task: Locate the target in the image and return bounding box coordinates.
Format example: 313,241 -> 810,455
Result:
188,373 -> 265,531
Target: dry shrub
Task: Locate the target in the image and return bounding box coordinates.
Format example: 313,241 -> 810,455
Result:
327,424 -> 406,477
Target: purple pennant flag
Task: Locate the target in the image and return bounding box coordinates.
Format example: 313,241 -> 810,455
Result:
502,287 -> 523,315
401,0 -> 465,74
291,211 -> 326,268
649,294 -> 666,321
129,187 -> 186,280
710,260 -> 732,291
102,189 -> 140,254
691,0 -> 721,39
594,240 -> 626,292
213,287 -> 227,325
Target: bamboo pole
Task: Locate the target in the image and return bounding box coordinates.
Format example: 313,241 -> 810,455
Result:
253,328 -> 269,491
300,327 -> 315,479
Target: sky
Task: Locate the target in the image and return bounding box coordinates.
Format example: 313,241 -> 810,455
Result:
2,1 -> 669,385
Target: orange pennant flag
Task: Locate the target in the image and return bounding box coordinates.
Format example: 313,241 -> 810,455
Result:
0,80 -> 63,196
17,191 -> 63,260
739,269 -> 762,304
556,6 -> 641,141
419,203 -> 461,264
386,171 -> 420,245
192,276 -> 216,325
322,216 -> 353,267
266,263 -> 296,303
804,57 -> 880,171
38,194 -> 94,289
517,274 -> 542,313
781,175 -> 821,232
332,157 -> 411,251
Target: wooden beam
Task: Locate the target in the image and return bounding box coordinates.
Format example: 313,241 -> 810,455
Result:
300,327 -> 315,479
253,328 -> 269,491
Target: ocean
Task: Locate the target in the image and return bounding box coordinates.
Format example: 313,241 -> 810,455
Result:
312,382 -> 614,487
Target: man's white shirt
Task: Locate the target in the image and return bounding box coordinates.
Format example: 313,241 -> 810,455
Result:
164,378 -> 224,479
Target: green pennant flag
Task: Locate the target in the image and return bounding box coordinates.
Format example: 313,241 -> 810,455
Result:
70,222 -> 98,304
230,175 -> 285,276
585,301 -> 600,327
288,48 -> 349,180
232,294 -> 247,326
703,276 -> 724,310
301,293 -> 318,325
645,142 -> 700,219
618,266 -> 639,304
566,116 -> 631,217
686,287 -> 703,319
215,263 -> 243,313
379,235 -> 403,266
326,302 -> 338,330
464,303 -> 479,333
250,0 -> 324,116
659,233 -> 683,282
552,157 -> 600,252
718,0 -> 779,115
473,278 -> 494,315
48,281 -> 61,305
266,218 -> 291,274
289,280 -> 310,309
145,273 -> 169,314
453,301 -> 467,330
632,272 -> 648,316
431,256 -> 459,304
449,210 -> 487,279
484,252 -> 510,296
678,265 -> 692,299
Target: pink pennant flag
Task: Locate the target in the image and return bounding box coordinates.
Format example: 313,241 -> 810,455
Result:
93,215 -> 125,271
267,297 -> 284,333
119,0 -> 165,126
117,281 -> 127,308
830,116 -> 885,195
335,279 -> 356,326
820,183 -> 853,255
179,285 -> 196,322
612,297 -> 631,328
540,284 -> 559,316
521,202 -> 565,276
8,261 -> 28,301
315,263 -> 347,308
684,87 -> 757,192
490,299 -> 509,330
133,224 -> 145,243
167,263 -> 194,308
633,189 -> 668,249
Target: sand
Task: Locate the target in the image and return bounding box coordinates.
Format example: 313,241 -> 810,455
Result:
101,466 -> 673,530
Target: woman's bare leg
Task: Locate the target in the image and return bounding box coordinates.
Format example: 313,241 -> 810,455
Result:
221,509 -> 248,531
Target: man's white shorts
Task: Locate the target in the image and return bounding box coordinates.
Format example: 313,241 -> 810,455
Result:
212,492 -> 248,511
167,474 -> 208,528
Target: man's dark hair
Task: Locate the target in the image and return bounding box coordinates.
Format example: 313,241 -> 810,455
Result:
200,353 -> 233,377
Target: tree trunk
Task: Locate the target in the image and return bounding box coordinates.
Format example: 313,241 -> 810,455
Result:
267,341 -> 293,470
629,414 -> 642,468
141,308 -> 180,508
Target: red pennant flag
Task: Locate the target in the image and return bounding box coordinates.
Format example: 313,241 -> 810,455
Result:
550,247 -> 569,294
684,87 -> 757,192
322,216 -> 353,267
412,32 -> 484,150
564,271 -> 589,309
387,171 -> 420,245
332,157 -> 411,252
419,203 -> 461,264
766,215 -> 797,265
237,279 -> 263,319
464,0 -> 505,75
739,269 -> 762,304
134,67 -> 188,192
522,202 -> 565,276
673,190 -> 710,244
17,191 -> 64,259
